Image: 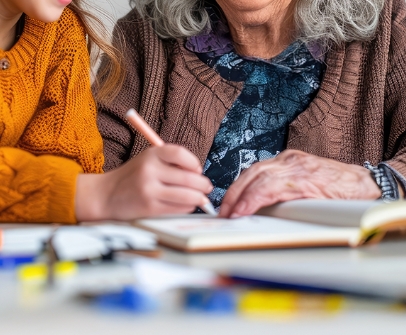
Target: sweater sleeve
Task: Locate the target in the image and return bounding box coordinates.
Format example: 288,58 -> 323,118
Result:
0,148 -> 82,223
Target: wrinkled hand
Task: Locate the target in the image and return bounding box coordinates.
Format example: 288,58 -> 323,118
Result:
76,144 -> 213,221
219,149 -> 381,218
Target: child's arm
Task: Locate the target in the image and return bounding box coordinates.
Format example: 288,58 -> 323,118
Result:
0,144 -> 213,223
74,144 -> 213,221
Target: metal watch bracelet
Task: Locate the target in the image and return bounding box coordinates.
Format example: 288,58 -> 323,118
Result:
364,161 -> 400,202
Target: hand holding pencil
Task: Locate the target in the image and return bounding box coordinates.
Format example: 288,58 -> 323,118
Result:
75,110 -> 215,222
126,108 -> 217,216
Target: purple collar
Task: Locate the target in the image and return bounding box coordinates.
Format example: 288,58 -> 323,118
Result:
185,19 -> 234,57
185,13 -> 324,62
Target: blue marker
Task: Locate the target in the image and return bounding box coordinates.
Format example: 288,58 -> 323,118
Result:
184,288 -> 236,314
0,255 -> 36,270
94,286 -> 158,313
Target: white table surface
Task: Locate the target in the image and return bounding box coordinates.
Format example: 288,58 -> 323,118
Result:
2,237 -> 406,335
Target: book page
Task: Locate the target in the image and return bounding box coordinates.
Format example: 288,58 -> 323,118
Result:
256,199 -> 382,227
361,201 -> 406,231
138,215 -> 335,236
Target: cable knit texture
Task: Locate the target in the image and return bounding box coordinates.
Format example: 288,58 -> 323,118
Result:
0,8 -> 104,223
98,0 -> 406,183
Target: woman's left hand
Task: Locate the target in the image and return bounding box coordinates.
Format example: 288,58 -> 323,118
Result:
219,149 -> 381,218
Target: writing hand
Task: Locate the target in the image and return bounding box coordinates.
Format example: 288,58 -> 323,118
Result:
75,144 -> 213,221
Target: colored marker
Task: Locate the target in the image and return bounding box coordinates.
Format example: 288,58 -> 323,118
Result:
0,255 -> 36,269
17,261 -> 78,282
93,286 -> 158,313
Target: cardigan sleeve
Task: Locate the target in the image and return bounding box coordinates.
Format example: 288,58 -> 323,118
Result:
96,13 -> 144,171
381,0 -> 406,186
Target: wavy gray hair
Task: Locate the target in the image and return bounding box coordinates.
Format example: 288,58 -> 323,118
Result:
130,0 -> 385,47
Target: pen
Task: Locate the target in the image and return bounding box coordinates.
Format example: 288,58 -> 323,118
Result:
126,108 -> 217,216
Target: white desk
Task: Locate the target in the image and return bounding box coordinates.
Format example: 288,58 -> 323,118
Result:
1,239 -> 406,335
162,238 -> 406,298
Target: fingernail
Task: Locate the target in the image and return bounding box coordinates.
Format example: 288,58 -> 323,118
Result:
230,213 -> 240,219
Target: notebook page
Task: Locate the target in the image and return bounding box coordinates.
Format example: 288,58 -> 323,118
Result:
257,199 -> 382,227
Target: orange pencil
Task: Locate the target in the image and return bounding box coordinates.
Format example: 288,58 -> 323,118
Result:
126,109 -> 217,216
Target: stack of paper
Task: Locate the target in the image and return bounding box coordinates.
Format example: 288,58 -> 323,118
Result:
0,225 -> 157,261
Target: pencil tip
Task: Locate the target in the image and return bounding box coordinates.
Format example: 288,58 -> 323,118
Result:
202,202 -> 218,216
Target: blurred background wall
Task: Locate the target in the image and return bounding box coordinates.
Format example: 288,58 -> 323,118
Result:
88,0 -> 132,31
85,0 -> 132,75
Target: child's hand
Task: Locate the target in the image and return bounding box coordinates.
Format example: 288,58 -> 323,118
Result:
75,144 -> 213,221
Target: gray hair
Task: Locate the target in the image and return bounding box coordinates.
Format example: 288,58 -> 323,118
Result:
130,0 -> 385,46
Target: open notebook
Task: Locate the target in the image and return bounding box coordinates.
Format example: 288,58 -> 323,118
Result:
134,199 -> 406,252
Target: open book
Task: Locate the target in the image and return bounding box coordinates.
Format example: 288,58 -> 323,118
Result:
134,200 -> 406,252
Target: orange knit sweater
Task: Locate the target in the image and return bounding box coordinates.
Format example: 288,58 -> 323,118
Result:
0,8 -> 104,223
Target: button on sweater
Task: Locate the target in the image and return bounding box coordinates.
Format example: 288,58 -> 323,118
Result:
0,8 -> 104,223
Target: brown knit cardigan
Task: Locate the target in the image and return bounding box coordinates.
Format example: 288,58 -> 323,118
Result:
98,0 -> 406,182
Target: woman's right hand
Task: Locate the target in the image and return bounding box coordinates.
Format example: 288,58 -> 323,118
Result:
75,144 -> 213,221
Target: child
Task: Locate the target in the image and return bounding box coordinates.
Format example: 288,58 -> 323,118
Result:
0,0 -> 212,223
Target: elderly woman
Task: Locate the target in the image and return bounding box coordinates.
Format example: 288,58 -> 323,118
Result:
97,0 -> 406,218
